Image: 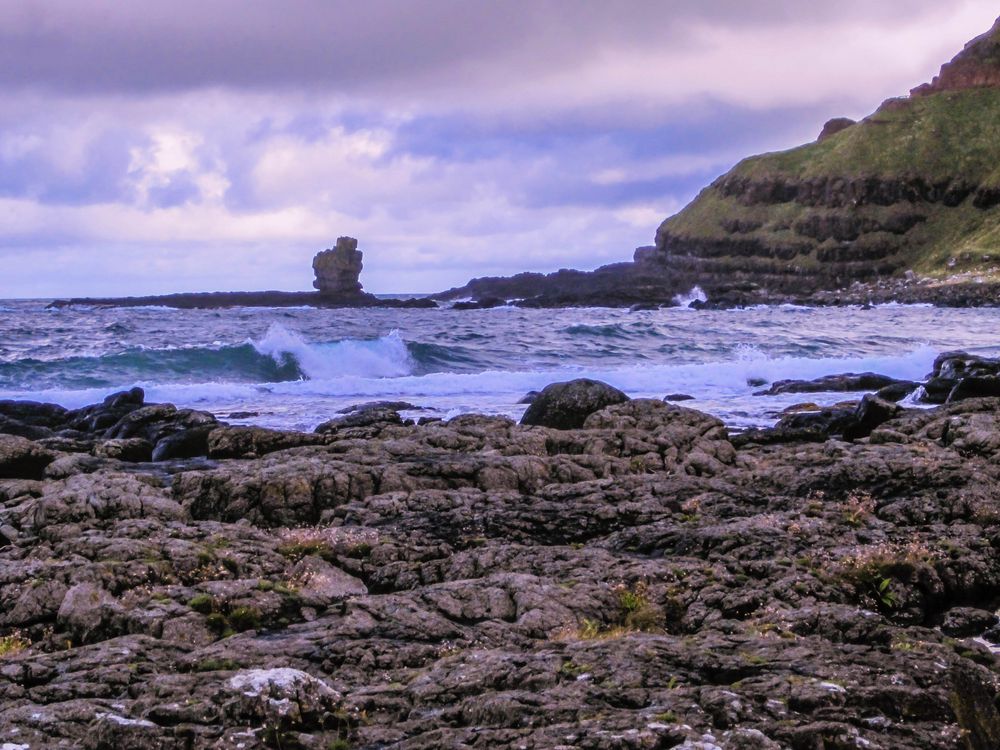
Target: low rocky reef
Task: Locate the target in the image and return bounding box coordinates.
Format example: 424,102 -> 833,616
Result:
47,238 -> 436,310
3,357 -> 1000,748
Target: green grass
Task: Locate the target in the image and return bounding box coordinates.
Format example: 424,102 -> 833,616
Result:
734,89 -> 1000,183
657,88 -> 1000,279
0,633 -> 30,658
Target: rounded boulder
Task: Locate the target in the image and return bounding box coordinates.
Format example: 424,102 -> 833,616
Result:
519,378 -> 629,430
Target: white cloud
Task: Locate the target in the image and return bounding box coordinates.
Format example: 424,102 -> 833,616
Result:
1,2 -> 998,296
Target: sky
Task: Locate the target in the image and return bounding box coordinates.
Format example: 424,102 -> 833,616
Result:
1,1 -> 998,297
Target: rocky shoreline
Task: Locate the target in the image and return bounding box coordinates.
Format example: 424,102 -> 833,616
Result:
44,276 -> 1000,312
2,357 -> 1000,748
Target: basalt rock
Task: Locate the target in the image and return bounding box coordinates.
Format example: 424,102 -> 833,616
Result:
312,236 -> 364,297
920,351 -> 1000,404
520,378 -> 630,429
756,372 -> 906,396
2,391 -> 1000,748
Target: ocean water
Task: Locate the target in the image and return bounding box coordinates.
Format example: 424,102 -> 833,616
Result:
1,298 -> 999,431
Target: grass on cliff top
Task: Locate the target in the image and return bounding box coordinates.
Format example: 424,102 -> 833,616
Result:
732,88 -> 1000,185
658,87 -> 1000,276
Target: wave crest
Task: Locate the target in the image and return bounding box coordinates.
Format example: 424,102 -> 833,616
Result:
251,324 -> 414,380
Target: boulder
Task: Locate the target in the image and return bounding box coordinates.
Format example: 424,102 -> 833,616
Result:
0,434 -> 56,479
103,387 -> 145,409
0,399 -> 68,428
312,236 -> 364,296
151,425 -> 215,461
931,351 -> 1000,380
0,415 -> 53,440
843,395 -> 904,441
93,438 -> 154,462
57,583 -> 123,643
222,668 -> 344,726
941,607 -> 999,637
520,379 -> 630,429
775,406 -> 858,436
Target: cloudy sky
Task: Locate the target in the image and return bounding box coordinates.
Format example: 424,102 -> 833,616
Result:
2,0 -> 998,297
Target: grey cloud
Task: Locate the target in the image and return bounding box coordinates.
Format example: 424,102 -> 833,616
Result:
0,0 -> 955,95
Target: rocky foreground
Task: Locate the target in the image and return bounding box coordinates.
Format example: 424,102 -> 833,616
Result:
3,360 -> 1000,748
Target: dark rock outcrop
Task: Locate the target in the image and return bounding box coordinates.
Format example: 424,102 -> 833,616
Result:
756,372 -> 907,396
3,389 -> 1000,747
911,17 -> 1000,97
520,378 -> 630,429
312,236 -> 364,296
920,351 -> 1000,404
818,117 -> 857,141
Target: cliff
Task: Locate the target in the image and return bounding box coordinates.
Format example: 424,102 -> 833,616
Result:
640,16 -> 1000,295
439,18 -> 1000,307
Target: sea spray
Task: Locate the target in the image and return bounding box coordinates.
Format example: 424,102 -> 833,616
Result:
251,323 -> 414,380
673,286 -> 708,308
2,300 -> 999,431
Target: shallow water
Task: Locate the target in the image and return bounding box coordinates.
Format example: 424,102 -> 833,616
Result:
2,299 -> 998,431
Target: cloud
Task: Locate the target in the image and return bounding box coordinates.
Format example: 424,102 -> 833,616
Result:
0,1 -> 998,296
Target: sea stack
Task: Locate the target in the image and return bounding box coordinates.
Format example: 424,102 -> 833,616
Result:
312,236 -> 365,297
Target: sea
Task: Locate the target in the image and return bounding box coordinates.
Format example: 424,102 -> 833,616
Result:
2,294 -> 999,432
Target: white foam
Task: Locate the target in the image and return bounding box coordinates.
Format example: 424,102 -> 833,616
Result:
251,323 -> 414,380
0,344 -> 944,432
673,286 -> 708,308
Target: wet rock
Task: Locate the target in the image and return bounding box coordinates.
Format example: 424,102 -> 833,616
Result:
315,407 -> 404,432
876,381 -> 919,402
337,400 -> 421,414
931,351 -> 1000,381
517,391 -> 540,405
520,378 -> 630,429
843,394 -> 904,441
151,425 -> 215,461
774,405 -> 857,436
452,296 -> 505,310
948,376 -> 1000,402
0,415 -> 53,440
664,393 -> 695,402
103,386 -> 145,409
756,372 -> 904,396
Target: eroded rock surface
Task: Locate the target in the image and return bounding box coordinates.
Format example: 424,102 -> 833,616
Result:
312,236 -> 364,296
2,392 -> 1000,748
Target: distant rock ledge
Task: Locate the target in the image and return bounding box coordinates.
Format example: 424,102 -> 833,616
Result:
47,238 -> 436,310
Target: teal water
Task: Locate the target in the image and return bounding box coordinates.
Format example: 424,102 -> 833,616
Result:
2,299 -> 998,430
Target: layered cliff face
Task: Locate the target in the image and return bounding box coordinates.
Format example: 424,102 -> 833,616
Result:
641,16 -> 1000,294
